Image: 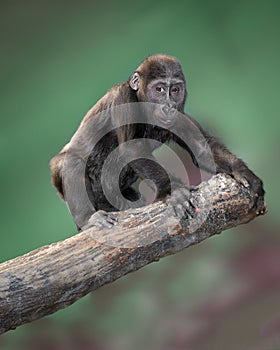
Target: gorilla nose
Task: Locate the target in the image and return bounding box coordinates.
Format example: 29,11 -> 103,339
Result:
162,103 -> 175,116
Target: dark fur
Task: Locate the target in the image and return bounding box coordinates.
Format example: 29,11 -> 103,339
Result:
50,54 -> 265,229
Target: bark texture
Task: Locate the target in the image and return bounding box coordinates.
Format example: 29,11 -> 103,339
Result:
0,174 -> 266,334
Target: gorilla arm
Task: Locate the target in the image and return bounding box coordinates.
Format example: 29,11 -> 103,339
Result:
174,112 -> 265,215
49,87 -> 124,230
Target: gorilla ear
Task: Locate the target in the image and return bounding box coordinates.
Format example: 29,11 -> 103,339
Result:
129,72 -> 140,91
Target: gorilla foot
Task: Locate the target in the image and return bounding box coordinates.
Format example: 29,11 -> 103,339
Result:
82,210 -> 118,230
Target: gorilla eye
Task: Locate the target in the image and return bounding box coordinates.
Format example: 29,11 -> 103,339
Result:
155,86 -> 164,93
171,86 -> 179,93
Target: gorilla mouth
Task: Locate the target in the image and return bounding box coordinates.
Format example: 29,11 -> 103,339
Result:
159,106 -> 177,125
159,117 -> 174,126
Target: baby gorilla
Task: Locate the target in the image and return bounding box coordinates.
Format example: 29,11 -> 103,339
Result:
50,54 -> 265,230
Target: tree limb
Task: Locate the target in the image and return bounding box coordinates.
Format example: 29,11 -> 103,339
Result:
0,174 -> 266,334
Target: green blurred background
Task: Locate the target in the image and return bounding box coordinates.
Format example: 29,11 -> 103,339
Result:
0,1 -> 279,349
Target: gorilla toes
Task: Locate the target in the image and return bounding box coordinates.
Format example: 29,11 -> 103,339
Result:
167,187 -> 196,219
82,210 -> 118,230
